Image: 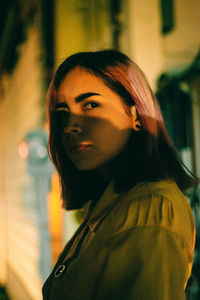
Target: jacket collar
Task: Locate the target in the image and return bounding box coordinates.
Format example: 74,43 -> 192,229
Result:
86,180 -> 146,232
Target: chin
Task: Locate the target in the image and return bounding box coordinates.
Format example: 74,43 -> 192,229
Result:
73,160 -> 103,171
74,162 -> 98,171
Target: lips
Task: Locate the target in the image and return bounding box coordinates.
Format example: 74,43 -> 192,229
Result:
69,142 -> 92,153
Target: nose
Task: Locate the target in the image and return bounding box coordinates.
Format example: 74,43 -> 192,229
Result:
64,124 -> 82,135
61,112 -> 83,135
64,116 -> 82,135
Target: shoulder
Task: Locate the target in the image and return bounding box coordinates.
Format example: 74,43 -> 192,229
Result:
108,179 -> 195,245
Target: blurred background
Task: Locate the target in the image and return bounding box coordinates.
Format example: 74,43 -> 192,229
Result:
0,0 -> 200,299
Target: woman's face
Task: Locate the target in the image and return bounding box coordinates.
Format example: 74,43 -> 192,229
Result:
55,67 -> 136,173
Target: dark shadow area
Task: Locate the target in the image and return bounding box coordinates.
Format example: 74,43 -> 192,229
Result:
0,286 -> 10,300
156,66 -> 200,300
51,107 -> 198,206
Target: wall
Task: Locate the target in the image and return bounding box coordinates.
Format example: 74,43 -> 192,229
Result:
127,0 -> 163,89
55,0 -> 112,64
126,0 -> 200,89
0,21 -> 44,300
163,0 -> 200,69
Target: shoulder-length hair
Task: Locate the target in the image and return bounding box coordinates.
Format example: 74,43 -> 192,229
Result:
47,50 -> 198,210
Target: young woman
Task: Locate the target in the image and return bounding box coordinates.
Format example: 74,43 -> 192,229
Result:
42,50 -> 197,300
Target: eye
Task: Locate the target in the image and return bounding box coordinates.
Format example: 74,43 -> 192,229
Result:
83,101 -> 100,111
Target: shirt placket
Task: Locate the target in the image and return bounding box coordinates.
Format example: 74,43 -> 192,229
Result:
54,219 -> 90,278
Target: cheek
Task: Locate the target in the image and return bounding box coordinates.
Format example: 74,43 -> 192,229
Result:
92,122 -> 132,156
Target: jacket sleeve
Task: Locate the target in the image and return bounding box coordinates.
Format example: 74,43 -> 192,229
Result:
94,225 -> 191,300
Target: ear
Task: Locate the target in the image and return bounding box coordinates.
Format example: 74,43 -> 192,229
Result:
130,106 -> 141,131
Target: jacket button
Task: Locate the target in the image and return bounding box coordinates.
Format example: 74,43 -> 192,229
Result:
54,264 -> 66,278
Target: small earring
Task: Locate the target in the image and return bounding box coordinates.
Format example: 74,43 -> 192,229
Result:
134,120 -> 141,131
136,122 -> 141,129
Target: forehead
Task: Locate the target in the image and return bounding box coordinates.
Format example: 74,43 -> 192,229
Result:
57,67 -> 111,99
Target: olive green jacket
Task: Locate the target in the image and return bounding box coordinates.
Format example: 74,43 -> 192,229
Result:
43,180 -> 195,300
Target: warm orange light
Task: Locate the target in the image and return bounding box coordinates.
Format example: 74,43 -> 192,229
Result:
47,172 -> 63,264
18,141 -> 29,159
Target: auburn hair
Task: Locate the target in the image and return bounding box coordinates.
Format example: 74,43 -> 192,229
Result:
47,50 -> 198,210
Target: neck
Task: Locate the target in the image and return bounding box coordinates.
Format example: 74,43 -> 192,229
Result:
97,161 -> 116,184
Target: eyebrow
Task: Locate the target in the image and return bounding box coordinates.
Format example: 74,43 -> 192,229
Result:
55,92 -> 101,109
55,102 -> 69,110
75,92 -> 101,103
